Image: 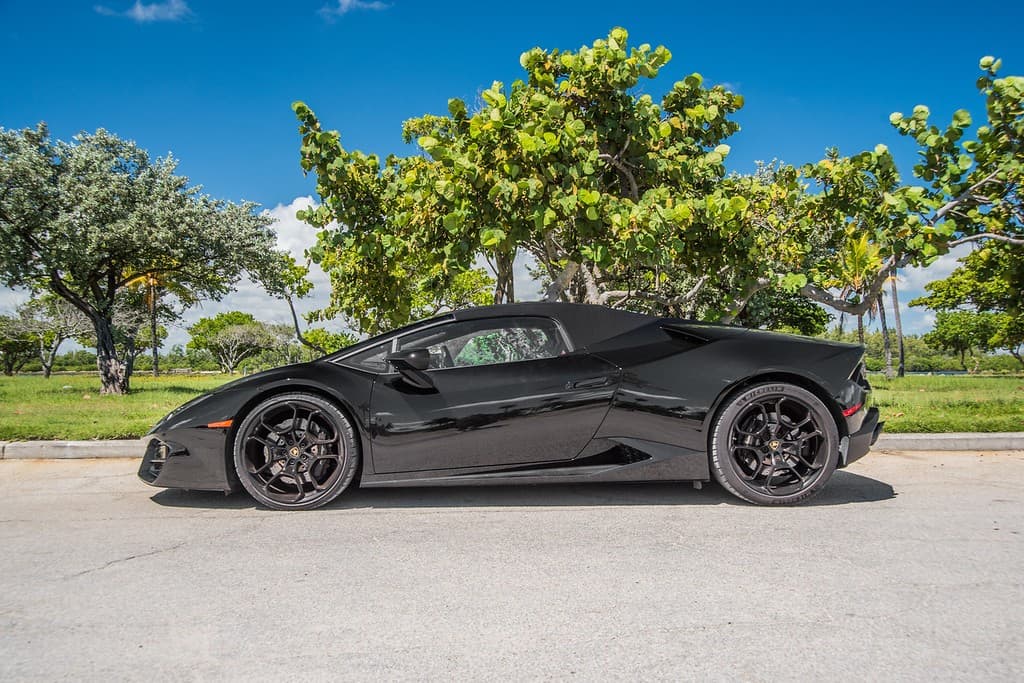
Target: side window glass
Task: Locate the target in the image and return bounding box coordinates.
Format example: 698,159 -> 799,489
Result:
344,342 -> 391,372
398,317 -> 568,370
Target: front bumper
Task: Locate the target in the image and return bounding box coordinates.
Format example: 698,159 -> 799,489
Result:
841,406 -> 882,467
138,428 -> 234,492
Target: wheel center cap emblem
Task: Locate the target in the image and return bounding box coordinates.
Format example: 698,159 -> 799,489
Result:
768,440 -> 780,450
289,447 -> 299,456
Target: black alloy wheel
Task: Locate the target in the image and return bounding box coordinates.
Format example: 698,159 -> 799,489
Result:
233,392 -> 359,510
710,383 -> 839,505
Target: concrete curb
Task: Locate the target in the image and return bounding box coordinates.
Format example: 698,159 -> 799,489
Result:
0,439 -> 148,460
0,434 -> 1021,459
875,432 -> 1024,451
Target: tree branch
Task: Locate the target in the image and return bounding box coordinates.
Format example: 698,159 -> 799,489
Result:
719,277 -> 771,324
597,273 -> 711,309
543,261 -> 580,302
48,270 -> 98,321
597,138 -> 639,201
285,294 -> 327,355
933,170 -> 1001,222
948,232 -> 1024,247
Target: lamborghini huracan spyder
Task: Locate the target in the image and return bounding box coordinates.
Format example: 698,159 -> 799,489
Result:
139,302 -> 882,509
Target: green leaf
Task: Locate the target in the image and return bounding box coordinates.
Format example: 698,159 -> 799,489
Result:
448,99 -> 467,119
442,212 -> 464,233
779,273 -> 808,293
418,136 -> 438,150
578,189 -> 600,205
517,132 -> 538,152
728,196 -> 748,213
482,87 -> 507,109
480,228 -> 506,247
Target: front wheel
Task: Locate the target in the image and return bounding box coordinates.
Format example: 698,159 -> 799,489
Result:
233,392 -> 359,510
709,383 -> 839,505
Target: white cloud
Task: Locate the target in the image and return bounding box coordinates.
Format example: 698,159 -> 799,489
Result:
0,286 -> 30,315
320,0 -> 390,19
898,243 -> 972,294
95,0 -> 192,22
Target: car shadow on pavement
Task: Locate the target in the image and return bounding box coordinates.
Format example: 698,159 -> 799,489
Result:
149,470 -> 894,510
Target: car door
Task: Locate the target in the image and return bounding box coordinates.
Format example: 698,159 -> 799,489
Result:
364,316 -> 620,474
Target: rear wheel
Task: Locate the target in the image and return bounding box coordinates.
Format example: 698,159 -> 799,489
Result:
710,383 -> 839,505
233,392 -> 359,510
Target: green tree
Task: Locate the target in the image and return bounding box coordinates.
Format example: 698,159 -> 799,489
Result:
302,327 -> 356,355
0,314 -> 34,375
14,295 -> 91,378
293,28 -> 800,330
0,124 -> 279,394
923,311 -> 997,371
735,290 -> 832,336
187,312 -> 278,374
911,243 -> 1024,366
801,57 -> 1024,319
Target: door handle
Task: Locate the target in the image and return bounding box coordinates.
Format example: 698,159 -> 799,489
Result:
569,376 -> 611,390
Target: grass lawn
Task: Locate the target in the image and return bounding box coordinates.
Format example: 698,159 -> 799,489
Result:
1,372 -> 1022,440
870,375 -> 1024,433
0,374 -> 231,440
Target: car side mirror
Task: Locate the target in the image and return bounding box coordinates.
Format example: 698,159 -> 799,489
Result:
385,348 -> 434,389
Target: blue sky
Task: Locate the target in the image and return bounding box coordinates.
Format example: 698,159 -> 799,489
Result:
2,0 -> 1023,342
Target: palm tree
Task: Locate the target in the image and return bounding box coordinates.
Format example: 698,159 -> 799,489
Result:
866,291 -> 893,378
125,268 -> 196,376
834,233 -> 883,346
888,272 -> 906,377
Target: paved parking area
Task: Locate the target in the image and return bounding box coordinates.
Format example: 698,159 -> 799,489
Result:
1,451 -> 1022,680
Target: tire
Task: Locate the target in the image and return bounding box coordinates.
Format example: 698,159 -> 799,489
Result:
709,382 -> 839,505
233,392 -> 360,510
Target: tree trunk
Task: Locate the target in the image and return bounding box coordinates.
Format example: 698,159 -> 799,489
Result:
150,292 -> 160,377
878,295 -> 893,379
94,316 -> 129,394
40,339 -> 56,379
580,265 -> 602,304
492,252 -> 516,304
959,349 -> 967,371
838,312 -> 845,336
857,315 -> 865,345
889,274 -> 905,377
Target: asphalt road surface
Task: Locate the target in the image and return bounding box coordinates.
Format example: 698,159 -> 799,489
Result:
1,451 -> 1022,681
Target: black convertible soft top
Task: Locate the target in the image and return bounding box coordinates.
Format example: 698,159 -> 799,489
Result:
451,302 -> 652,349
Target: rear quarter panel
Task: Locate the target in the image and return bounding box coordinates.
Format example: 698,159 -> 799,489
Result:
591,326 -> 862,452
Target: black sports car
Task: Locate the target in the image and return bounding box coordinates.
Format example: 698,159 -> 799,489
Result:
140,302 -> 882,509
